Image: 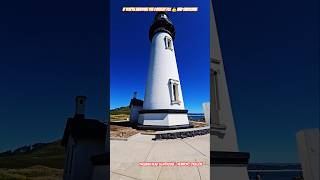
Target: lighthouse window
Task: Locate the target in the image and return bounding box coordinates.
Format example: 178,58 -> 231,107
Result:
213,71 -> 220,111
164,36 -> 173,50
160,14 -> 167,19
212,70 -> 221,125
169,79 -> 180,104
173,84 -> 179,101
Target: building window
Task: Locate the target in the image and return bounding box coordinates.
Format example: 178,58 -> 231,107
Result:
164,36 -> 173,50
169,79 -> 180,104
160,14 -> 167,19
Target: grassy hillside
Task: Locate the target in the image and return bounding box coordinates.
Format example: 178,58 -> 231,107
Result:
110,106 -> 130,121
0,165 -> 63,180
110,106 -> 130,115
0,141 -> 64,169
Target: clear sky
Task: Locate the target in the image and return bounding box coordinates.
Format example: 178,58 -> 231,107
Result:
110,0 -> 210,113
213,0 -> 319,162
0,0 -> 318,164
0,0 -> 108,151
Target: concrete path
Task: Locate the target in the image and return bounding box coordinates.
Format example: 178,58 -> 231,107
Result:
110,134 -> 209,180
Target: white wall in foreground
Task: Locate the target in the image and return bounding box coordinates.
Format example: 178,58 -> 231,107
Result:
202,102 -> 210,125
296,128 -> 320,180
91,165 -> 108,180
211,166 -> 249,180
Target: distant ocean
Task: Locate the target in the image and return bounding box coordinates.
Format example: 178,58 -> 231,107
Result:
248,171 -> 303,180
188,113 -> 205,121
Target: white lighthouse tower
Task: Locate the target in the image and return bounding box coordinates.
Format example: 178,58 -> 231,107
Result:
138,12 -> 191,130
210,2 -> 250,180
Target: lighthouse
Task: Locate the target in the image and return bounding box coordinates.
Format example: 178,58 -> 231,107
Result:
138,12 -> 192,129
210,2 -> 250,180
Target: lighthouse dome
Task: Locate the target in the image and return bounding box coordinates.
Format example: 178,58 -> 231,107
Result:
149,12 -> 175,41
154,12 -> 170,21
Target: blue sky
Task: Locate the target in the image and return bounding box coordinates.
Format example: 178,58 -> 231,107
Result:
110,0 -> 210,113
213,0 -> 319,162
0,0 -> 108,152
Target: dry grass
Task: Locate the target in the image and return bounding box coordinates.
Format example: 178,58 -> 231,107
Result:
0,165 -> 63,180
110,114 -> 129,121
110,125 -> 139,138
190,121 -> 209,128
0,140 -> 64,169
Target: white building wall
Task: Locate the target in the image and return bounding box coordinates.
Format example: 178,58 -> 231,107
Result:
91,165 -> 108,180
130,106 -> 143,124
64,138 -> 106,180
63,136 -> 75,180
211,166 -> 249,180
143,32 -> 185,110
296,129 -> 320,180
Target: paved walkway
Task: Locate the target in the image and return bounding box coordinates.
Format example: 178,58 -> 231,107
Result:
110,133 -> 210,180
